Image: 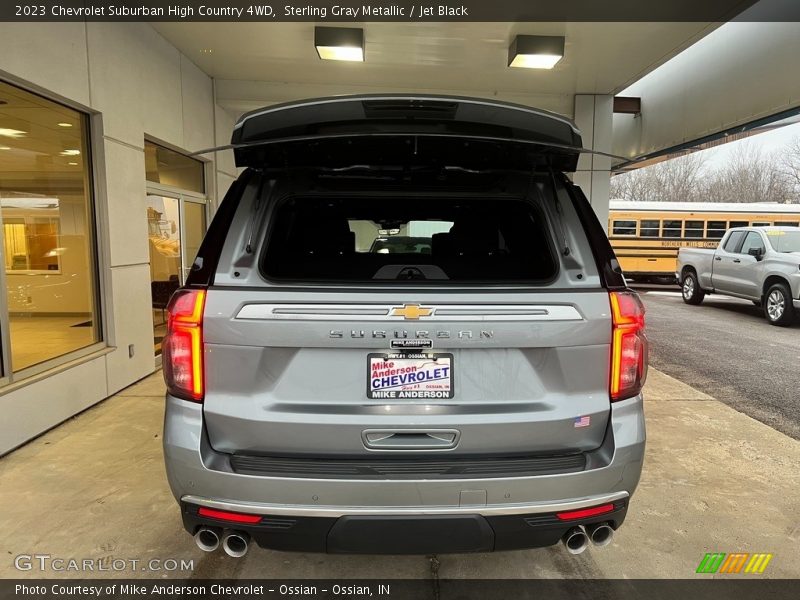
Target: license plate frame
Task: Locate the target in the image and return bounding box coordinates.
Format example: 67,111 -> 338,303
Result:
367,352 -> 454,400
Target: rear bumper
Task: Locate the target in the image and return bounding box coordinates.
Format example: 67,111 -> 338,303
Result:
180,496 -> 629,554
163,394 -> 645,553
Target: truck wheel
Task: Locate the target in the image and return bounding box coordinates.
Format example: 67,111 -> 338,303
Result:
764,282 -> 795,327
681,271 -> 705,305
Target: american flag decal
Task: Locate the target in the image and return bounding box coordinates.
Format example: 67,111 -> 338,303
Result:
574,416 -> 591,428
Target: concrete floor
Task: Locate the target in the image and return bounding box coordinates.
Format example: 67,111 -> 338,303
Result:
0,368 -> 798,579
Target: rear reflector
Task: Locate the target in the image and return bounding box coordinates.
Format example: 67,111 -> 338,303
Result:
197,507 -> 262,524
556,503 -> 615,521
163,289 -> 206,402
609,290 -> 648,402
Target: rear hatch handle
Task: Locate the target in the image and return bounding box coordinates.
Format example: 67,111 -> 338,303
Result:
362,429 -> 460,450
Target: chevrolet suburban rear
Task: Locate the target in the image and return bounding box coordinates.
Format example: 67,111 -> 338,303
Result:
162,95 -> 647,556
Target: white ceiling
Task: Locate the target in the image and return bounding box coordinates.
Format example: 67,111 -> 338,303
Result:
0,81 -> 86,194
152,22 -> 718,117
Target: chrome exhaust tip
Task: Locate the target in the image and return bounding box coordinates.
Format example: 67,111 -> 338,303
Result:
222,530 -> 250,558
194,527 -> 220,552
586,522 -> 615,548
562,526 -> 589,555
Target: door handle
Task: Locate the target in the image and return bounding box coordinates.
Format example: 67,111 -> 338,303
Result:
714,257 -> 722,261
362,429 -> 460,450
733,259 -> 741,263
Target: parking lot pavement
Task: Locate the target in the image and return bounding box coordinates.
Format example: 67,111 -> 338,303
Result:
1,369 -> 798,581
636,286 -> 800,440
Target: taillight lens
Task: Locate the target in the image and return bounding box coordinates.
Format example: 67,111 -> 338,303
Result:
609,290 -> 648,402
556,503 -> 615,521
163,289 -> 206,402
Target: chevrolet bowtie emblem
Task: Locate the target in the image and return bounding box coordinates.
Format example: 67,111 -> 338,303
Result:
390,304 -> 434,320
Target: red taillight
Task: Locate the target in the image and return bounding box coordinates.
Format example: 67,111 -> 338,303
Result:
609,290 -> 648,402
197,507 -> 262,524
556,503 -> 615,521
163,289 -> 206,402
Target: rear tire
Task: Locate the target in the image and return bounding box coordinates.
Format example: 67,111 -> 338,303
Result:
681,271 -> 705,305
764,282 -> 795,327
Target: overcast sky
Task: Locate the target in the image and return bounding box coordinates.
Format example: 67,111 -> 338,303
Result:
700,122 -> 800,169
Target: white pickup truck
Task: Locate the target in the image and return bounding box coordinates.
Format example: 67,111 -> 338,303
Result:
676,226 -> 800,326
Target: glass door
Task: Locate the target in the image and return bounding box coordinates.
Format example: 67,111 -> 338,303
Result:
182,200 -> 207,281
146,194 -> 181,355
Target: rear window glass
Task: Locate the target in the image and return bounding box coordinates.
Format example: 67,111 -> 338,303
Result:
262,197 -> 557,283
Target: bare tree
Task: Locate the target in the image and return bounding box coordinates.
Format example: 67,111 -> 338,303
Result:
611,151 -> 708,202
780,136 -> 800,196
703,142 -> 793,204
612,139 -> 800,204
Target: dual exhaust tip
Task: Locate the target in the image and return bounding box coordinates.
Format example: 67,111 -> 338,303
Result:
194,527 -> 250,558
562,522 -> 614,555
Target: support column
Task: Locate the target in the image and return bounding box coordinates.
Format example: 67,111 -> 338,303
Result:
573,94 -> 613,232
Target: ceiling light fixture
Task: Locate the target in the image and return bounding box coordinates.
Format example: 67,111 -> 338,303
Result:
0,128 -> 27,138
0,145 -> 10,150
57,122 -> 73,128
508,35 -> 565,69
60,149 -> 81,156
314,27 -> 364,62
68,161 -> 78,166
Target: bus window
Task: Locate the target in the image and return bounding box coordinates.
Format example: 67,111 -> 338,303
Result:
612,220 -> 636,236
640,219 -> 659,237
685,220 -> 704,238
752,221 -> 771,226
662,220 -> 682,238
707,221 -> 727,239
729,220 -> 748,229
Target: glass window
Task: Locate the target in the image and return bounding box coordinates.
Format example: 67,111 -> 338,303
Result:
147,195 -> 181,355
729,220 -> 748,229
783,222 -> 799,228
349,220 -> 453,254
766,230 -> 800,253
707,221 -> 727,239
262,196 -> 557,283
751,221 -> 771,227
0,80 -> 100,373
183,201 -> 206,278
723,231 -> 746,252
684,220 -> 704,238
662,220 -> 682,238
639,219 -> 659,238
740,232 -> 765,256
612,220 -> 636,236
144,140 -> 204,194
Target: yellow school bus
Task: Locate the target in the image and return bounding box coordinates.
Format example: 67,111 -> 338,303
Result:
608,200 -> 800,281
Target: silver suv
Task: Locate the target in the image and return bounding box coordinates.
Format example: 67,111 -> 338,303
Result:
162,95 -> 647,557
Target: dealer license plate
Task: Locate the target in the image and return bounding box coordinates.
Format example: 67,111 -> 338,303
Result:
367,352 -> 454,399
